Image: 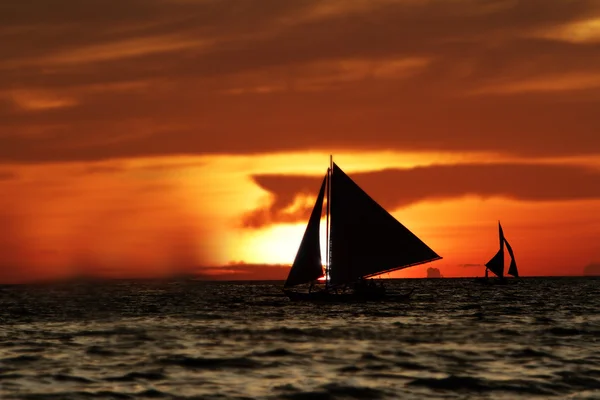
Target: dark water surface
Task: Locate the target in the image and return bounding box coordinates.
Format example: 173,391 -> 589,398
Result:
1,277 -> 599,399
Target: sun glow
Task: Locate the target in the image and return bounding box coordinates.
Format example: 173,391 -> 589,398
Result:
231,220 -> 329,266
1,150 -> 599,282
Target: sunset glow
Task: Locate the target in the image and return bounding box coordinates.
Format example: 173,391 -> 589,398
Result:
1,1 -> 599,283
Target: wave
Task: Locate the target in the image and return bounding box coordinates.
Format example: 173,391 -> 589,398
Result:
86,346 -> 118,357
1,355 -> 43,363
508,347 -> 558,359
50,374 -> 94,384
157,355 -> 268,370
104,371 -> 166,382
251,348 -> 299,357
274,383 -> 388,400
407,375 -> 559,395
16,389 -> 174,400
1,277 -> 599,400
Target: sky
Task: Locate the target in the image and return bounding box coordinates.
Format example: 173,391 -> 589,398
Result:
1,0 -> 599,283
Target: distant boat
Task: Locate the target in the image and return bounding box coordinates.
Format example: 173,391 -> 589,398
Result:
283,156 -> 442,302
475,221 -> 519,284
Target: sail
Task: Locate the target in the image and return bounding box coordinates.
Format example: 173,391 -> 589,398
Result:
284,174 -> 327,287
504,237 -> 518,277
328,163 -> 441,285
485,248 -> 504,278
485,222 -> 505,278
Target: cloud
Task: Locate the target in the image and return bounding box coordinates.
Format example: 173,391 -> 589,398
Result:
0,170 -> 17,181
7,90 -> 78,111
243,162 -> 600,227
458,263 -> 483,268
194,263 -> 289,281
1,0 -> 600,162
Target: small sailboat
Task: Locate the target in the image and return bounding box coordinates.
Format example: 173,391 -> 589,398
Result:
475,221 -> 519,284
283,156 -> 442,302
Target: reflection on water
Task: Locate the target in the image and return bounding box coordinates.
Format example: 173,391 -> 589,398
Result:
1,277 -> 599,399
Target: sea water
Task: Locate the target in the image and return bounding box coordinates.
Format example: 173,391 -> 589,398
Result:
0,277 -> 599,399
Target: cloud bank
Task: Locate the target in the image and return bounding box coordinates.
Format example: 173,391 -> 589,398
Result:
0,0 -> 599,162
243,162 -> 600,227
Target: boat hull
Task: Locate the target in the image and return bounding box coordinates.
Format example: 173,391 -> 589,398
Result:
283,288 -> 414,303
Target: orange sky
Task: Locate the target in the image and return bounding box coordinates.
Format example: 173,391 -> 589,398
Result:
1,1 -> 599,283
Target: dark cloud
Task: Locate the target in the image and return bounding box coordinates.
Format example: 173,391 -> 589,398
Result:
0,0 -> 314,60
194,263 -> 289,281
1,0 -> 599,162
243,163 -> 600,227
0,170 -> 17,180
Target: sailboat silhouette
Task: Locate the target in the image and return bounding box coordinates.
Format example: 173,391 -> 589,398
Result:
283,156 -> 442,302
476,221 -> 519,285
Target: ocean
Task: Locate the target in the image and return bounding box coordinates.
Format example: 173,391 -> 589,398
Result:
0,277 -> 599,400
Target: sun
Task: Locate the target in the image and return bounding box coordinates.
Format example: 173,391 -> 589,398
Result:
233,220 -> 329,265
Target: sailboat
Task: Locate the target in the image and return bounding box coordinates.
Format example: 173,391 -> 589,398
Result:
476,221 -> 519,284
283,156 -> 442,302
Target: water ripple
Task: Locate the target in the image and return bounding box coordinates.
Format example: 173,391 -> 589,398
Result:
0,277 -> 599,399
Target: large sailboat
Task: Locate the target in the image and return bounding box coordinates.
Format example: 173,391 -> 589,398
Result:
283,156 -> 442,302
476,221 -> 519,284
